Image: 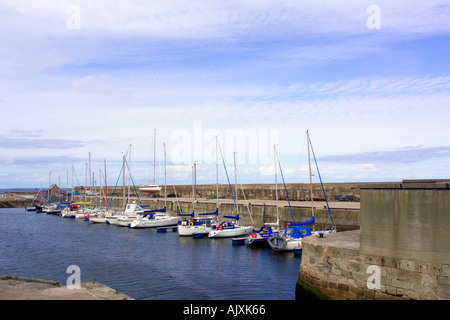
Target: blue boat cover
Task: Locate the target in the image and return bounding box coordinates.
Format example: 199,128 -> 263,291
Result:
146,207 -> 166,213
198,208 -> 219,216
284,225 -> 312,239
178,211 -> 195,217
289,216 -> 315,227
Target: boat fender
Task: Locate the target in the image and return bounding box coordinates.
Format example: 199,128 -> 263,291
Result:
251,233 -> 257,238
188,222 -> 193,227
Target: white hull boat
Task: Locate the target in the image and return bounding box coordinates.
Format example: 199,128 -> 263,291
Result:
61,208 -> 76,218
89,217 -> 107,223
208,225 -> 253,238
107,203 -> 147,226
139,184 -> 162,193
105,216 -> 119,225
130,214 -> 178,228
177,224 -> 211,236
116,215 -> 137,227
177,211 -> 217,237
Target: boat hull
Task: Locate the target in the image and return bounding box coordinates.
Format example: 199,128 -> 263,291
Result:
89,217 -> 107,223
208,226 -> 253,238
177,224 -> 211,236
130,216 -> 178,228
105,216 -> 119,225
267,235 -> 302,251
245,229 -> 280,247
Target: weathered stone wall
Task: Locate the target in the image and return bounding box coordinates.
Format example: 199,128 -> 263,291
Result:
298,229 -> 450,300
297,180 -> 450,300
79,182 -> 370,202
105,197 -> 360,230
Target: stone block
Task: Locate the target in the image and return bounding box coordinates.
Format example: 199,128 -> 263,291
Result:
385,285 -> 397,295
398,259 -> 416,271
338,283 -> 350,292
441,264 -> 450,277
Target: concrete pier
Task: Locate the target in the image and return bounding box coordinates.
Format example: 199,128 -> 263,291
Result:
0,276 -> 133,300
297,179 -> 450,300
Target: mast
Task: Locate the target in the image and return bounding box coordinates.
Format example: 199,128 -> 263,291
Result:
89,152 -> 92,203
71,166 -> 74,202
66,169 -> 69,202
216,136 -> 219,211
192,161 -> 196,213
163,142 -> 167,209
307,130 -> 315,231
233,151 -> 238,217
122,154 -> 126,211
48,170 -> 51,202
274,145 -> 279,228
85,162 -> 87,202
153,129 -> 156,185
104,160 -> 108,206
128,144 -> 131,202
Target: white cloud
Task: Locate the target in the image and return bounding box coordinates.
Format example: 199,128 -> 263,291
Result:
3,0 -> 449,39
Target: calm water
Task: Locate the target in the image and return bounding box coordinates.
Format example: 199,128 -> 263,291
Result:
0,208 -> 300,300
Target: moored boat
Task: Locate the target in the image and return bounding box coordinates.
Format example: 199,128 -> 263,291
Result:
129,208 -> 178,228
177,210 -> 218,236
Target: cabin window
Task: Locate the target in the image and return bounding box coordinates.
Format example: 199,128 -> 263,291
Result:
285,228 -> 295,235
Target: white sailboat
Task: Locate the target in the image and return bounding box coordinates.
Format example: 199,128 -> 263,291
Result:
177,158 -> 219,236
105,153 -> 140,227
246,145 -> 281,247
208,149 -> 253,238
60,206 -> 76,218
112,202 -> 148,227
139,129 -> 162,194
268,130 -> 336,252
130,143 -> 178,229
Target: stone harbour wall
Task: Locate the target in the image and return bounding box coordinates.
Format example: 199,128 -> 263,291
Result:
297,180 -> 450,300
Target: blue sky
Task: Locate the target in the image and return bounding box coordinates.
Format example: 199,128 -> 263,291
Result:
0,0 -> 449,188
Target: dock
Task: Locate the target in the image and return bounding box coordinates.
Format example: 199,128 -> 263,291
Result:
0,276 -> 134,300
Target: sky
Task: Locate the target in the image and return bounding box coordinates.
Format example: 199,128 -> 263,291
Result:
0,0 -> 449,188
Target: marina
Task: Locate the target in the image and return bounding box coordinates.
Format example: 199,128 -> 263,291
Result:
0,207 -> 302,300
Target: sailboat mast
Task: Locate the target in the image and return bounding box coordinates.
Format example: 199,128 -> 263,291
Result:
307,130 -> 315,231
234,151 -> 238,216
48,170 -> 51,202
104,160 -> 108,206
163,142 -> 167,209
122,154 -> 126,211
192,161 -> 196,212
71,166 -> 74,202
128,144 -> 131,202
274,145 -> 279,227
216,136 -> 219,211
153,129 -> 156,185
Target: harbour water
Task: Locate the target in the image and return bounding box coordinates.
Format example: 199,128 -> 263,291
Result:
0,208 -> 300,300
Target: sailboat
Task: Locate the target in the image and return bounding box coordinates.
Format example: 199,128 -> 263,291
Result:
268,130 -> 336,252
177,160 -> 219,236
246,145 -> 281,247
140,129 -> 162,194
208,149 -> 253,238
130,143 -> 178,229
105,152 -> 139,227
